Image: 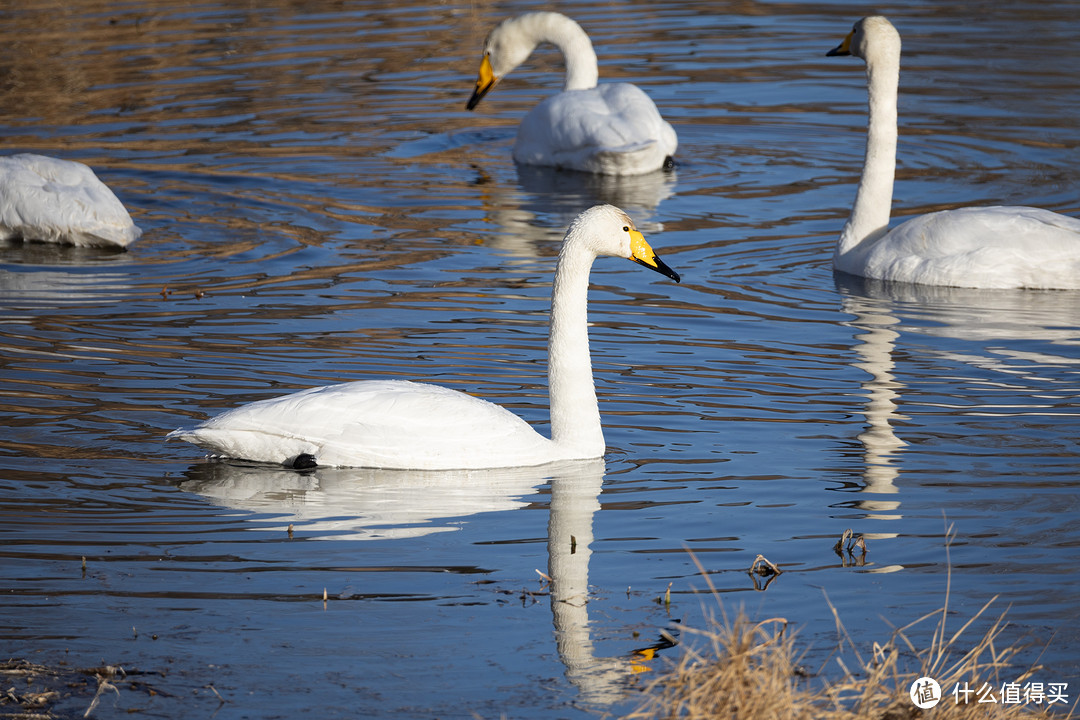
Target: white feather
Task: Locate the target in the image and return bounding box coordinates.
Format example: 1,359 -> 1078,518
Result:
0,154 -> 140,248
173,380 -> 553,470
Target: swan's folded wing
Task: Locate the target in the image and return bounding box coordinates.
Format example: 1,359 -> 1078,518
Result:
868,207 -> 1080,289
169,380 -> 557,469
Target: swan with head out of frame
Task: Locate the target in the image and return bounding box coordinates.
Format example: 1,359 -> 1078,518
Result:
0,153 -> 140,248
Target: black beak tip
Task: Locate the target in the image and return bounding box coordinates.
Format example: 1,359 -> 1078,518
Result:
637,256 -> 680,283
466,85 -> 492,111
656,256 -> 680,283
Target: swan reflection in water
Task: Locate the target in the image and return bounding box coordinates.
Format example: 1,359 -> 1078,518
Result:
478,164 -> 676,261
179,460 -> 550,541
515,164 -> 675,230
838,289 -> 906,529
545,459 -> 634,704
179,457 -> 637,705
837,274 -> 1080,551
0,242 -> 134,304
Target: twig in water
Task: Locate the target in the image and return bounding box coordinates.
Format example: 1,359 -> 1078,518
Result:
749,554 -> 782,577
207,684 -> 226,705
83,675 -> 119,718
834,529 -> 868,566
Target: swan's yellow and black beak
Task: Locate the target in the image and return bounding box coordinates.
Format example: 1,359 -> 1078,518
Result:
466,53 -> 497,110
629,229 -> 680,283
827,30 -> 854,57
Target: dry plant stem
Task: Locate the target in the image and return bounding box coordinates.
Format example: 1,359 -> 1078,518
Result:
625,535 -> 1074,720
835,529 -> 854,554
83,676 -> 119,718
749,554 -> 782,576
835,529 -> 867,557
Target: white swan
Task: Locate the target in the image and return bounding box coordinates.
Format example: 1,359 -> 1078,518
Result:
0,154 -> 141,248
169,204 -> 680,469
466,12 -> 677,176
827,16 -> 1080,289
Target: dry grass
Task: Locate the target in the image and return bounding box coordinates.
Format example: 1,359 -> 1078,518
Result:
625,537 -> 1075,720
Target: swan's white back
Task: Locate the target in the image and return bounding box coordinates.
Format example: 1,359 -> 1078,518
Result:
467,12 -> 677,176
169,204 -> 681,470
515,83 -> 678,176
174,380 -> 557,470
843,205 -> 1080,289
0,154 -> 141,248
828,17 -> 1080,289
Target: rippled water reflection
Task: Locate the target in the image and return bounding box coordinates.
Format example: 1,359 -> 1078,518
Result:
2,0 -> 1080,717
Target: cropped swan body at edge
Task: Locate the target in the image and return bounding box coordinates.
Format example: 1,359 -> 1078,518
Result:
0,154 -> 140,248
826,16 -> 1080,289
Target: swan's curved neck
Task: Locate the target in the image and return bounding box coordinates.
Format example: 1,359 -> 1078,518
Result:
526,13 -> 599,91
547,241 -> 604,456
838,49 -> 899,263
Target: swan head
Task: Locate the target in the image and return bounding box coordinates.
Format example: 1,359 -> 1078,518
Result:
827,16 -> 901,64
466,15 -> 540,110
567,205 -> 680,282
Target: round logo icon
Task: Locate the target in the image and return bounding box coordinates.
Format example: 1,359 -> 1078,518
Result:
910,676 -> 942,709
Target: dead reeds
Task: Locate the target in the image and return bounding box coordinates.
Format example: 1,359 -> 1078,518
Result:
625,530 -> 1074,720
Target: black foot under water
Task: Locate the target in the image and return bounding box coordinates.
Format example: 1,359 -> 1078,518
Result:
662,156 -> 675,172
290,453 -> 318,470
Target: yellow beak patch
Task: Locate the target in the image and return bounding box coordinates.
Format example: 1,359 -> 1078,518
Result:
466,54 -> 497,110
827,30 -> 854,57
477,54 -> 495,92
630,229 -> 681,283
630,230 -> 656,267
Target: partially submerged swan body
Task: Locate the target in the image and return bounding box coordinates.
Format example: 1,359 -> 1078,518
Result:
827,16 -> 1080,289
0,154 -> 141,248
170,204 -> 680,470
467,12 -> 677,176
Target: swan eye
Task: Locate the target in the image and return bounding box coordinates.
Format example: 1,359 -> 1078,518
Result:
622,226 -> 630,232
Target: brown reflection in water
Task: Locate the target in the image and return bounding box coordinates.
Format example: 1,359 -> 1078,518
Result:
0,0 -> 489,149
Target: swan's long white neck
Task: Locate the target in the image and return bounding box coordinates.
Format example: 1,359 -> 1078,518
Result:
520,12 -> 599,91
837,37 -> 900,265
547,239 -> 604,457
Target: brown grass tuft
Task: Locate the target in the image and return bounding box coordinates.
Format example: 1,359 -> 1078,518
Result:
625,533 -> 1075,720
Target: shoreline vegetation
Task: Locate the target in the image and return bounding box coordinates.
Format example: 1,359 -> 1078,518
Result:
625,535 -> 1076,720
